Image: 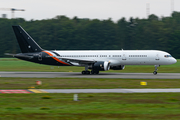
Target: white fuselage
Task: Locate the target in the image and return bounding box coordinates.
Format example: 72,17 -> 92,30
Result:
54,50 -> 177,66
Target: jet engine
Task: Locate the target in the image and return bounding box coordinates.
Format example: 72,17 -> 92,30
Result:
110,65 -> 125,70
89,61 -> 110,71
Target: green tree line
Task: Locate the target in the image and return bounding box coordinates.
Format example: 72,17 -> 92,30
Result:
0,12 -> 180,58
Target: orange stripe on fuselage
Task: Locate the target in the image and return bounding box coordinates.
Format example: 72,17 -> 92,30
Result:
43,51 -> 70,66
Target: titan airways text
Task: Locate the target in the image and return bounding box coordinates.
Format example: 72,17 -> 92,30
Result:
7,25 -> 177,75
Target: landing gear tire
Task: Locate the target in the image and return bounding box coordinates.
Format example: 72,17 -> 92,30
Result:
82,71 -> 85,74
153,71 -> 157,75
82,71 -> 90,75
86,71 -> 90,74
91,71 -> 94,74
91,70 -> 99,74
95,71 -> 99,74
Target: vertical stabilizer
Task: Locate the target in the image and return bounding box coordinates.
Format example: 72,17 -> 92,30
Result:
12,25 -> 43,53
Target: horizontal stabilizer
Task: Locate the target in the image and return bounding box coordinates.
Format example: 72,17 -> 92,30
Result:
5,53 -> 33,59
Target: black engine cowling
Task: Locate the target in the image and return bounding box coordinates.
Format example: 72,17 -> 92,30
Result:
110,65 -> 125,70
89,61 -> 110,71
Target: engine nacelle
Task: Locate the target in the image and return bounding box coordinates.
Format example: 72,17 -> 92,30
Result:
110,65 -> 125,70
90,61 -> 110,71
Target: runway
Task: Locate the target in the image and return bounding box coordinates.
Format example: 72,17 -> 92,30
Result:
0,72 -> 179,79
42,89 -> 180,93
1,89 -> 180,93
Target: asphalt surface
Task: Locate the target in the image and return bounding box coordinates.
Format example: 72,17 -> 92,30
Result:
42,89 -> 180,93
1,89 -> 180,93
0,72 -> 179,79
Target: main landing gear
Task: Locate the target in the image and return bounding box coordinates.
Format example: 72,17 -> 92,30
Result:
82,71 -> 90,74
81,70 -> 99,75
153,65 -> 160,75
81,65 -> 99,74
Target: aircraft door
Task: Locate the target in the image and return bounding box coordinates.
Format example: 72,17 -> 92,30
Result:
155,54 -> 159,60
122,54 -> 126,60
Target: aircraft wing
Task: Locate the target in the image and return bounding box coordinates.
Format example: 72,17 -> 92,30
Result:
56,57 -> 97,64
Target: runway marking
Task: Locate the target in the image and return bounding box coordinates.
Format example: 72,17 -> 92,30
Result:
28,89 -> 48,93
0,90 -> 31,94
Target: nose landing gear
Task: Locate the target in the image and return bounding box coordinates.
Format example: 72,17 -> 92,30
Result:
153,65 -> 160,75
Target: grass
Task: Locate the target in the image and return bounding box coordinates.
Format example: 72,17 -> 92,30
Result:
0,93 -> 180,120
0,77 -> 180,89
0,58 -> 179,73
0,58 -> 180,120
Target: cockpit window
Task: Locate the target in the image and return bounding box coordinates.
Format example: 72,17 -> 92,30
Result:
164,55 -> 172,58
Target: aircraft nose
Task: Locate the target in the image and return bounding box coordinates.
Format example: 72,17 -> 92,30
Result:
172,58 -> 177,64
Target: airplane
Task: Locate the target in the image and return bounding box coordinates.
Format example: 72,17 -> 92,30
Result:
6,25 -> 177,75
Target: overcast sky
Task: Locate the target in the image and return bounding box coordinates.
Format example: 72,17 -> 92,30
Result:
0,0 -> 179,21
